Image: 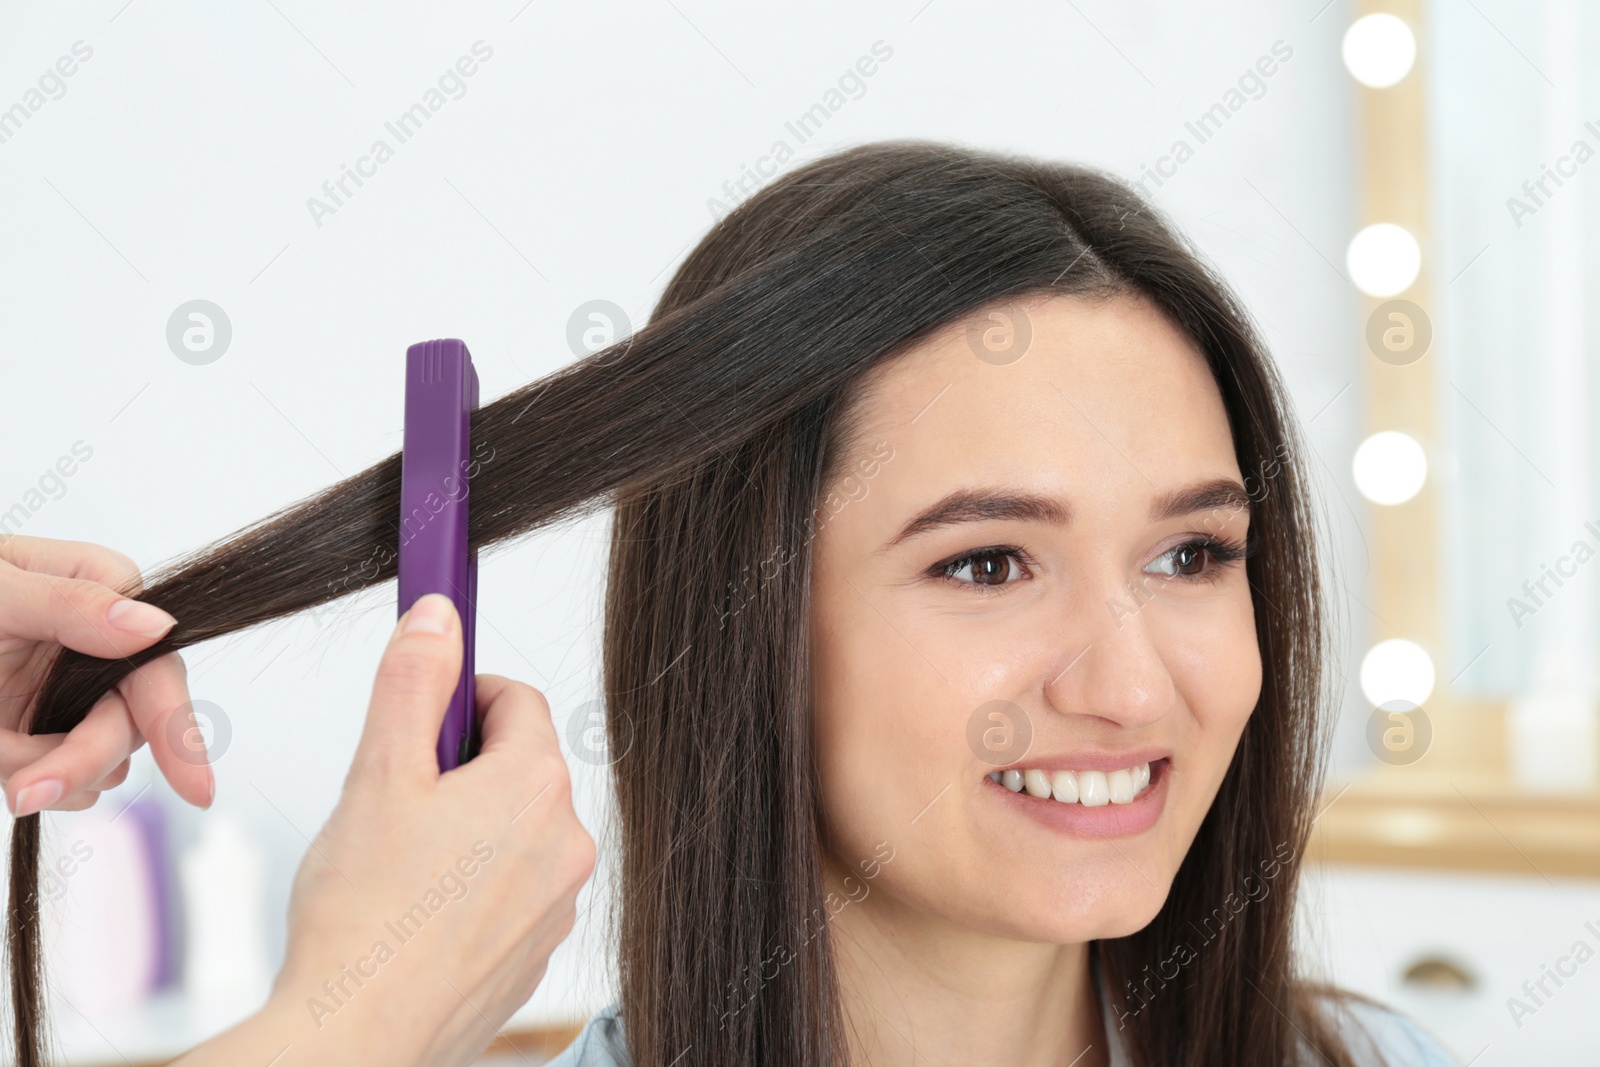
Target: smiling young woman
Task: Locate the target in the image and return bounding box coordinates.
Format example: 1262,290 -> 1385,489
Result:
791,292 -> 1262,1066
551,148 -> 1459,1066
10,142 -> 1458,1067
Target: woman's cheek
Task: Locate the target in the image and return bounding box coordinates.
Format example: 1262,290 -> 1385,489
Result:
813,689 -> 891,858
1214,592 -> 1264,731
1163,591 -> 1261,730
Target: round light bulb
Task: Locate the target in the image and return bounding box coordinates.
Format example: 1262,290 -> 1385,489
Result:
1361,638 -> 1435,708
1353,431 -> 1427,505
1347,223 -> 1421,297
1343,13 -> 1417,88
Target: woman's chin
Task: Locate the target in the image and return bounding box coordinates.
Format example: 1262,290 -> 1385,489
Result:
943,880 -> 1170,946
1031,899 -> 1165,944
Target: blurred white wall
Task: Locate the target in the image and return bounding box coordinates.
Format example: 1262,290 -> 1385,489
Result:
1431,0 -> 1600,703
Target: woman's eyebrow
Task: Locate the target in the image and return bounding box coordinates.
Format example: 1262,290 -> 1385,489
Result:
878,477 -> 1251,553
878,489 -> 1068,552
1149,478 -> 1252,523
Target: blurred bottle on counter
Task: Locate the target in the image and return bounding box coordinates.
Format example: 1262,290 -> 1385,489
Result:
43,782 -> 174,1014
1508,645 -> 1599,792
179,811 -> 272,1015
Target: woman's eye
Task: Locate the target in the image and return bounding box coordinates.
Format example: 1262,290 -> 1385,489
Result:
940,549 -> 1028,588
1152,547 -> 1209,579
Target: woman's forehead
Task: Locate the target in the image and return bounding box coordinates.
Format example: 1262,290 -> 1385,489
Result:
829,293 -> 1238,500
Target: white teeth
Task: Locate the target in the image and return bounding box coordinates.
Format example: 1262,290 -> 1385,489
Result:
1050,770 -> 1079,804
1079,770 -> 1109,806
990,761 -> 1152,806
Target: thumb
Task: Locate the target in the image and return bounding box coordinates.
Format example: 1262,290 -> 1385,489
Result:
0,562 -> 176,658
351,593 -> 463,784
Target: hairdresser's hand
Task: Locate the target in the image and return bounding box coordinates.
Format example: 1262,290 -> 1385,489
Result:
173,593 -> 597,1067
0,534 -> 210,818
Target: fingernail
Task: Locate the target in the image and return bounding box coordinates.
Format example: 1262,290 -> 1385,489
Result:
12,779 -> 64,818
204,769 -> 216,808
107,599 -> 177,638
403,593 -> 455,635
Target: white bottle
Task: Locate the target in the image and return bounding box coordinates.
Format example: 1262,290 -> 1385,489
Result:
178,813 -> 272,1017
1507,646 -> 1600,792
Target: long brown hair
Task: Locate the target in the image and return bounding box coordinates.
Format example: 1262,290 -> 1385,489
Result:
12,141 -> 1353,1066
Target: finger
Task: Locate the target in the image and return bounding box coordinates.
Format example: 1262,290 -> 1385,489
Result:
88,757 -> 132,793
6,689 -> 141,817
0,564 -> 175,658
118,652 -> 212,808
471,674 -> 560,763
0,730 -> 66,779
0,535 -> 144,595
49,790 -> 102,813
351,594 -> 463,784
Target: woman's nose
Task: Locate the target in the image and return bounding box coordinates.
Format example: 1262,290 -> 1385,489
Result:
1042,585 -> 1175,729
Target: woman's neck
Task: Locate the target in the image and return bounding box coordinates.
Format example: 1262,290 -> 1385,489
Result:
821,853 -> 1110,1067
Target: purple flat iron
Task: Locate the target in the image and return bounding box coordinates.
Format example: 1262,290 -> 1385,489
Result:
398,338 -> 479,771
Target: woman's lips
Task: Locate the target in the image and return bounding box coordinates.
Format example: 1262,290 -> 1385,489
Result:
984,757 -> 1170,838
